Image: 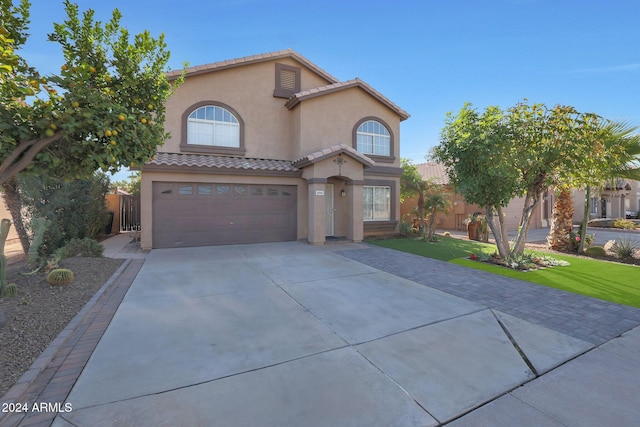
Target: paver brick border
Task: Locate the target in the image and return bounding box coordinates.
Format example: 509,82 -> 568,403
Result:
0,258 -> 144,427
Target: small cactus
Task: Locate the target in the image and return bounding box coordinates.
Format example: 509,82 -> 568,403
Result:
46,269 -> 74,286
585,246 -> 606,257
1,283 -> 17,297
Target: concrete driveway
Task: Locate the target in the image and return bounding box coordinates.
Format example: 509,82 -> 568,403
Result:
53,242 -> 626,426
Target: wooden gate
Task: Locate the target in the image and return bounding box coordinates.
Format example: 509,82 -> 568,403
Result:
120,194 -> 141,231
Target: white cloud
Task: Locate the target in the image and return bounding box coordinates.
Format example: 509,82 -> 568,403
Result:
570,63 -> 640,74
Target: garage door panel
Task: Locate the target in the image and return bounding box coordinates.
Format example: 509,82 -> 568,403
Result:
153,182 -> 297,248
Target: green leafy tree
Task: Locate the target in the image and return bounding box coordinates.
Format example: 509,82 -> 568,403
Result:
569,120 -> 640,253
434,102 -> 604,258
1,0 -> 182,251
436,102 -> 640,258
433,103 -> 517,257
112,171 -> 141,195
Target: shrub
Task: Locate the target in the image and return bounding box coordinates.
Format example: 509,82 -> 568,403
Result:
613,219 -> 638,230
19,173 -> 111,257
585,246 -> 607,257
46,269 -> 74,286
611,238 -> 638,259
56,238 -> 104,259
567,231 -> 594,253
399,219 -> 413,235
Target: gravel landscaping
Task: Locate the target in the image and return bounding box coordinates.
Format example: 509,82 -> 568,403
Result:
0,256 -> 124,397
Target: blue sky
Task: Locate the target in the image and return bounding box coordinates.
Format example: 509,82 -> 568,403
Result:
21,0 -> 640,169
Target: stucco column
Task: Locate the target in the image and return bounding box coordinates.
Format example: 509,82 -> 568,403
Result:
307,178 -> 327,245
347,180 -> 364,242
140,173 -> 154,250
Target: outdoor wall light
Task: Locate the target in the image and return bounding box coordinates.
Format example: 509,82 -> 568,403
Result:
340,189 -> 347,197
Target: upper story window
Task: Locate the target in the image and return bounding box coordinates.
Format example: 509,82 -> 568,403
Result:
187,105 -> 239,147
355,119 -> 391,157
181,101 -> 245,155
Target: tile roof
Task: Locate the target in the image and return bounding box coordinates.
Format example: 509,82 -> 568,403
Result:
166,48 -> 339,84
285,78 -> 410,121
416,162 -> 450,184
293,143 -> 375,168
604,179 -> 632,191
147,152 -> 299,173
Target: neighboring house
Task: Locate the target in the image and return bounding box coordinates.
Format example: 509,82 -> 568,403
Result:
139,49 -> 409,249
574,179 -> 640,222
400,162 -> 548,231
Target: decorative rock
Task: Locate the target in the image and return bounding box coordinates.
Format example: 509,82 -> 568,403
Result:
604,240 -> 616,252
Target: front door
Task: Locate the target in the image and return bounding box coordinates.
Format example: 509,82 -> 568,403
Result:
325,184 -> 334,236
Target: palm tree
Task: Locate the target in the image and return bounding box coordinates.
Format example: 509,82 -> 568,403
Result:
547,187 -> 574,251
547,119 -> 639,253
575,121 -> 640,252
400,159 -> 428,237
423,183 -> 452,242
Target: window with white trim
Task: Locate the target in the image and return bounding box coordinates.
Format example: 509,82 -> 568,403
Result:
590,197 -> 598,215
363,186 -> 391,221
187,105 -> 240,147
356,120 -> 390,156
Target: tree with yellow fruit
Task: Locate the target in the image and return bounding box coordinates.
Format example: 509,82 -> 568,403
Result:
1,0 -> 183,251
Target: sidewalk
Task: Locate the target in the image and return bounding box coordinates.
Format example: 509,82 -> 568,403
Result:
99,232 -> 149,259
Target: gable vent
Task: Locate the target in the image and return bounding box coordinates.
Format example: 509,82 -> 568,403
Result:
280,69 -> 297,90
274,63 -> 301,98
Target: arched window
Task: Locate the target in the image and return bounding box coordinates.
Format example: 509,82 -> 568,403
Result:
355,119 -> 391,156
187,105 -> 240,147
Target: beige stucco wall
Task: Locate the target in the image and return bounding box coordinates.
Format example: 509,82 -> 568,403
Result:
293,88 -> 401,165
162,58 -> 333,161
143,54 -> 407,248
300,154 -> 366,244
140,171 -> 308,250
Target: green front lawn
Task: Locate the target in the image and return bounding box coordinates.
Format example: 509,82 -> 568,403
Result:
370,237 -> 640,308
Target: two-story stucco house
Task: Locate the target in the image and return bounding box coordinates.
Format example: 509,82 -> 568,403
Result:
139,49 -> 409,249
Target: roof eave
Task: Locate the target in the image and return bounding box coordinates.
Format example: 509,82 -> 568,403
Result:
286,79 -> 410,121
167,49 -> 339,84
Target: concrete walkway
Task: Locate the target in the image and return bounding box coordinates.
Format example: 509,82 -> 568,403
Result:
1,236 -> 639,426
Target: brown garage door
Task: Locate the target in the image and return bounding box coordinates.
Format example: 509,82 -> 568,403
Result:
152,182 -> 297,248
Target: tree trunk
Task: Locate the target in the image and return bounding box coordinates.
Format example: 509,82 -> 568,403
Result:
427,206 -> 437,242
547,189 -> 574,251
1,177 -> 30,254
417,192 -> 426,238
513,192 -> 540,255
486,205 -> 510,259
577,186 -> 591,254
